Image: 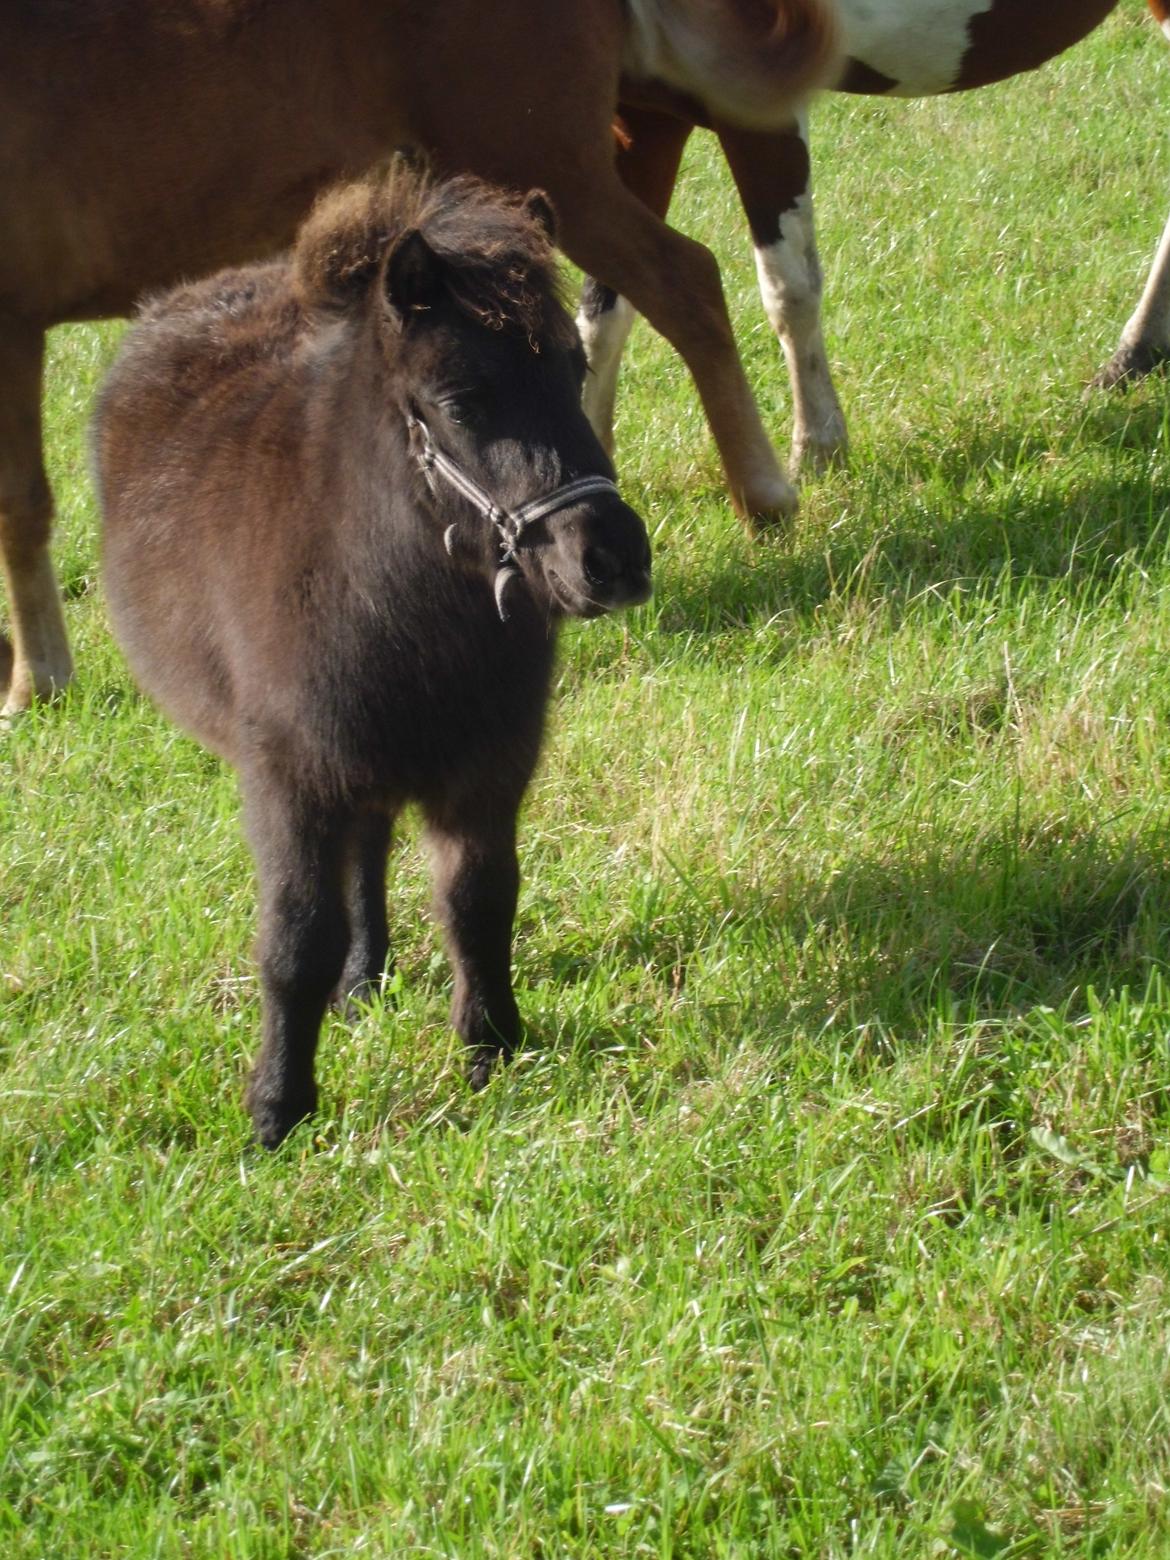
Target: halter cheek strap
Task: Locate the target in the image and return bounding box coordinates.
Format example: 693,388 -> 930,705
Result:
406,413 -> 621,620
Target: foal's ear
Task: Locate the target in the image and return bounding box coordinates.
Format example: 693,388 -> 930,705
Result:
523,190 -> 558,244
384,229 -> 445,320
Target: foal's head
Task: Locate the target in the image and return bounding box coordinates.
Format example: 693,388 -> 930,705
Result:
296,168 -> 651,618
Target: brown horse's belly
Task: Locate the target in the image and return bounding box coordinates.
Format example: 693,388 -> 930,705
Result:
8,156 -> 380,325
1,7 -> 401,325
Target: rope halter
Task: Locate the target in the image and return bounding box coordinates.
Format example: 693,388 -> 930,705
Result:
406,413 -> 622,620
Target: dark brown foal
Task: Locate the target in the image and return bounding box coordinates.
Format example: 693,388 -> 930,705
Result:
94,171 -> 653,1145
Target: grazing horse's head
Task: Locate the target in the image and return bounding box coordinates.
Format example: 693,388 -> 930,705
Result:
296,168 -> 652,620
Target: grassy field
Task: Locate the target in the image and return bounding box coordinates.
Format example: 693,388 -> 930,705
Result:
5,8 -> 1170,1556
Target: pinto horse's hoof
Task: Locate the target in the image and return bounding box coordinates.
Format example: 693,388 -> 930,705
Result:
245,1080 -> 318,1150
1089,341 -> 1170,392
791,432 -> 849,478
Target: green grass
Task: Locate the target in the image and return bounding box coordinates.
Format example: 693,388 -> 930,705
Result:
5,9 -> 1170,1555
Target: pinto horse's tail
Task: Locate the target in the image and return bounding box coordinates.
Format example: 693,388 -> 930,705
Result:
624,0 -> 841,129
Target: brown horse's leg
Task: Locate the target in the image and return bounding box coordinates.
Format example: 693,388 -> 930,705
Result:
423,796 -> 522,1091
560,175 -> 798,527
242,781 -> 352,1147
0,322 -> 72,716
578,107 -> 693,453
717,114 -> 847,473
334,807 -> 394,1010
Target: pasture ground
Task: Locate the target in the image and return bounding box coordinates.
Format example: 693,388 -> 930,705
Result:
4,8 -> 1170,1555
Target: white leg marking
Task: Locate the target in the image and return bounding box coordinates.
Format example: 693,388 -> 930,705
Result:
577,295 -> 636,456
1117,209 -> 1170,356
1095,15 -> 1170,378
754,191 -> 847,472
1092,206 -> 1170,387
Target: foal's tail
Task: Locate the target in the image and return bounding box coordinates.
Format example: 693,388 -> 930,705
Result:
624,0 -> 841,129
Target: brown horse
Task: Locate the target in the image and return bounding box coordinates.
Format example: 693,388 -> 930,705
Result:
581,0 -> 1169,470
0,0 -> 837,717
93,167 -> 652,1147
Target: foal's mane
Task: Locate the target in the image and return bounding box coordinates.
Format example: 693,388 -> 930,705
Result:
294,164 -> 573,344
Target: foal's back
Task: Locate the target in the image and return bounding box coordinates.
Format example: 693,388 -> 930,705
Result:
95,263 -> 327,756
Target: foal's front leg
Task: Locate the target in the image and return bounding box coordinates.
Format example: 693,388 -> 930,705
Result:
242,781 -> 351,1148
423,798 -> 522,1091
335,807 -> 394,1010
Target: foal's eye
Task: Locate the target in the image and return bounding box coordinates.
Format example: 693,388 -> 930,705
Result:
437,393 -> 478,427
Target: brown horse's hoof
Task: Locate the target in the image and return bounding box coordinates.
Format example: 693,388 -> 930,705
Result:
735,471 -> 799,536
742,503 -> 795,537
1,638 -> 74,719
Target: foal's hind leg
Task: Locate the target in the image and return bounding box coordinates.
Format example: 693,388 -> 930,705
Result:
0,322 -> 72,716
717,115 -> 847,474
422,794 -> 523,1091
241,779 -> 351,1147
334,807 -> 394,1010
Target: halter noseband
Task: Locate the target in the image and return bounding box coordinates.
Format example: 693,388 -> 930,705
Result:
406,413 -> 621,620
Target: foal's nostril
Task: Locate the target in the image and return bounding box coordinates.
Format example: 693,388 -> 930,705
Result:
582,545 -> 621,590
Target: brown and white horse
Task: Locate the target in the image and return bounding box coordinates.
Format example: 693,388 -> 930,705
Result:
582,0 -> 1170,472
0,0 -> 837,716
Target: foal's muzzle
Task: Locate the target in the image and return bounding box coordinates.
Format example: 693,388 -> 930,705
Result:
407,412 -> 650,619
543,494 -> 652,619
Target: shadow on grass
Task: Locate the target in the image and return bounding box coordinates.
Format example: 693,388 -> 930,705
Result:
548,823 -> 1170,1055
646,396 -> 1170,651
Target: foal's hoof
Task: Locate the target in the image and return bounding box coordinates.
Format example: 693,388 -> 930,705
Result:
466,1045 -> 509,1092
245,1081 -> 318,1150
331,975 -> 379,1022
